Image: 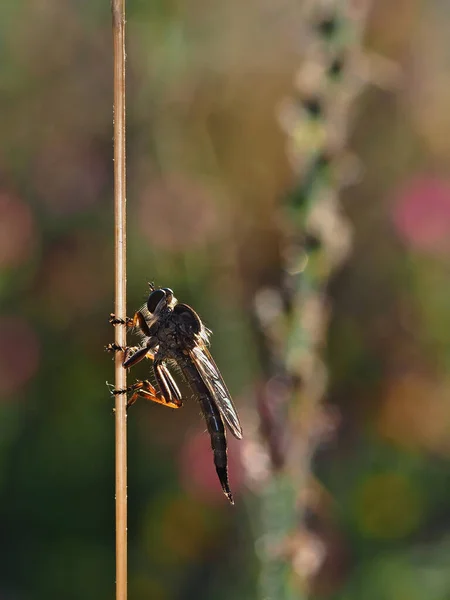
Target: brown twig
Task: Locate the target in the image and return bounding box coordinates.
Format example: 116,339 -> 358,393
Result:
111,1 -> 127,598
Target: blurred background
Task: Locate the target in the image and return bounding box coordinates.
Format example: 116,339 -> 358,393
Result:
2,0 -> 450,599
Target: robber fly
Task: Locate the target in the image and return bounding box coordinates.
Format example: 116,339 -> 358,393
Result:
108,284 -> 243,504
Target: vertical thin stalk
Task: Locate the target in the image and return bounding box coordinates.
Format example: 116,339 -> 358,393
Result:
111,1 -> 127,599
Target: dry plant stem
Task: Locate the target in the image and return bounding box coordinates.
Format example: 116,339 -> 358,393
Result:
112,1 -> 127,599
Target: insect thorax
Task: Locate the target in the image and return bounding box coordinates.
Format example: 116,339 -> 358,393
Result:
152,310 -> 191,353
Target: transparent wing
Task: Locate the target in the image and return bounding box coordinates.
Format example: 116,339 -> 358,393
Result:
190,345 -> 243,439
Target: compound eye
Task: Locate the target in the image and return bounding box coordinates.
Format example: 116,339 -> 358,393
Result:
147,289 -> 166,313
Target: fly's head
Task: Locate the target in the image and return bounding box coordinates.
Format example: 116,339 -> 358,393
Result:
146,287 -> 208,346
146,287 -> 177,320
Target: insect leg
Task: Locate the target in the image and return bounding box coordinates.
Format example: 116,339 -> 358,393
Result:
108,311 -> 152,361
105,343 -> 139,354
123,345 -> 152,368
114,380 -> 183,410
160,364 -> 182,401
122,335 -> 158,369
109,310 -> 151,337
109,314 -> 134,327
154,362 -> 182,403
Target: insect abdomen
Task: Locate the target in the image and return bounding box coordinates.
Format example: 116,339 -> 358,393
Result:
179,358 -> 234,504
199,396 -> 233,504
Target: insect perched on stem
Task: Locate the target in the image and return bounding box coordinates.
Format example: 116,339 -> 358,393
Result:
108,284 -> 243,504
